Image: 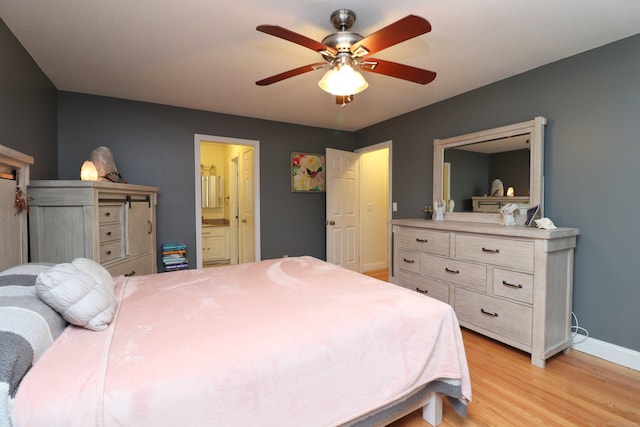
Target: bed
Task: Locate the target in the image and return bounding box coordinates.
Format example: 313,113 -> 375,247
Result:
0,146 -> 471,427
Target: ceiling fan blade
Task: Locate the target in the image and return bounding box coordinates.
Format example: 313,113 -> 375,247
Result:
360,58 -> 436,84
257,25 -> 336,55
256,62 -> 327,86
351,15 -> 431,56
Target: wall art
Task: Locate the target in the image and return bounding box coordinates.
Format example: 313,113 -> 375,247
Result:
291,152 -> 325,192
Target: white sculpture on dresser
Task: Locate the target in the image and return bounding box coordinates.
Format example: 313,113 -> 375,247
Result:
434,200 -> 445,221
535,217 -> 557,230
499,203 -> 518,226
490,179 -> 504,197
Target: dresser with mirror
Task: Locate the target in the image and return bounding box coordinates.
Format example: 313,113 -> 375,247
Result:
391,117 -> 579,368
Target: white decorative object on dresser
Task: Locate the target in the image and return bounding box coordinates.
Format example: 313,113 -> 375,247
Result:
392,219 -> 579,368
28,180 -> 158,276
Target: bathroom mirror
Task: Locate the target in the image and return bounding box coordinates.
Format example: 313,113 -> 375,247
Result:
433,117 -> 546,223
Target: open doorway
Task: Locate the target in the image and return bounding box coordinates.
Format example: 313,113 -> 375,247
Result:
357,142 -> 391,278
194,134 -> 261,268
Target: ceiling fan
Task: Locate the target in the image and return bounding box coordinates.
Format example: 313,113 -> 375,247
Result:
256,9 -> 436,105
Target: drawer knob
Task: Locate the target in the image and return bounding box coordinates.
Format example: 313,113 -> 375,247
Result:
124,270 -> 136,277
106,250 -> 112,255
403,258 -> 415,264
415,287 -> 428,294
106,231 -> 112,236
480,308 -> 499,317
416,238 -> 428,243
445,267 -> 460,274
502,280 -> 523,289
481,247 -> 500,253
105,212 -> 111,217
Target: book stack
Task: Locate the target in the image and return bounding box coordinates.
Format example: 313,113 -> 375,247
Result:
162,242 -> 188,272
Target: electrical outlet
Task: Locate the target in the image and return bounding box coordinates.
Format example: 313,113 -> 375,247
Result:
392,202 -> 398,212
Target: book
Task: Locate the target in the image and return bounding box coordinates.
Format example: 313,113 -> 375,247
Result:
162,242 -> 187,251
162,249 -> 187,256
165,263 -> 188,271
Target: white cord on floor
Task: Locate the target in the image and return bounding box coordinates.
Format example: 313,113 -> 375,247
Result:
571,311 -> 589,344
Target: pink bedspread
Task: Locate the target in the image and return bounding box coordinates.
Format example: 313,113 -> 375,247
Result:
13,256 -> 471,426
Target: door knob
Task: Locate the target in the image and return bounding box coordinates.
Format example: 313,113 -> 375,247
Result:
326,220 -> 335,225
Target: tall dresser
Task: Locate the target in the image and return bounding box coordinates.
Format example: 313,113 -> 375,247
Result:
28,180 -> 159,276
392,219 -> 579,368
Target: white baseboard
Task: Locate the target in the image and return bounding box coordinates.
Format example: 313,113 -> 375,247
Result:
572,335 -> 640,372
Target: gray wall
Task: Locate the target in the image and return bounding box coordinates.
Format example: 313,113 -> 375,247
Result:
355,34 -> 640,352
0,19 -> 57,179
57,92 -> 354,267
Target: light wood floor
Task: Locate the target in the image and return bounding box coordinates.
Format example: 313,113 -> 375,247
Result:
362,269 -> 640,427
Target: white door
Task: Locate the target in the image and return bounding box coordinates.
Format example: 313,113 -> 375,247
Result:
239,146 -> 255,263
326,148 -> 359,271
229,156 -> 239,264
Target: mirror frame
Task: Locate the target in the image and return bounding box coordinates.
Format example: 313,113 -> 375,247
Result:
433,116 -> 546,223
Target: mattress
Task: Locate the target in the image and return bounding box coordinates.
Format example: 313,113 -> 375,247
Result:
13,256 -> 471,426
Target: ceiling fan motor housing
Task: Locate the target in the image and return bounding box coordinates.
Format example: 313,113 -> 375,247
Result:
322,9 -> 363,53
330,9 -> 357,31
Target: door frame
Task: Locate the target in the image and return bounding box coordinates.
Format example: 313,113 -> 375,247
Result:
194,134 -> 261,268
229,155 -> 239,264
355,140 -> 392,274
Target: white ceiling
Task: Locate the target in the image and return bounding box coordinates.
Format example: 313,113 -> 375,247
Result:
2,1 -> 640,131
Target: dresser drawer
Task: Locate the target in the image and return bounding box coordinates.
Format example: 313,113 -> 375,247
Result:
455,287 -> 532,346
99,241 -> 123,264
456,234 -> 534,272
98,204 -> 122,225
395,226 -> 449,256
398,249 -> 420,274
99,223 -> 122,243
421,253 -> 486,291
398,271 -> 450,304
107,254 -> 155,277
493,268 -> 533,304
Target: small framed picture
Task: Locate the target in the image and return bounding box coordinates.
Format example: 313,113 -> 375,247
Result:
524,205 -> 540,227
291,152 -> 325,192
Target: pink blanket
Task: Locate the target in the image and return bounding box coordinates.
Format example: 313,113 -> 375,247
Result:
13,257 -> 471,426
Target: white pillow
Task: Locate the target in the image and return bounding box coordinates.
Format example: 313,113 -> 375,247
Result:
72,257 -> 115,293
36,263 -> 117,331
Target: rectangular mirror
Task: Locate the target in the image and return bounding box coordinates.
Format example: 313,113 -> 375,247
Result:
201,175 -> 224,208
433,117 -> 546,223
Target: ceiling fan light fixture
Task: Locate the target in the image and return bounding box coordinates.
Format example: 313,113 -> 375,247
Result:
318,63 -> 368,96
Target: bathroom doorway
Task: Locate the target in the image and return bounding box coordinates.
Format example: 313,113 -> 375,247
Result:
194,134 -> 260,268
